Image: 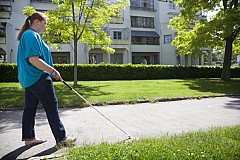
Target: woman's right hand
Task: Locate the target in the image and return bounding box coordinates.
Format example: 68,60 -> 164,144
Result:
28,56 -> 63,81
52,69 -> 63,81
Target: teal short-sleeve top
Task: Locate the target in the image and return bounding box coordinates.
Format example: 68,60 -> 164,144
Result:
17,29 -> 53,88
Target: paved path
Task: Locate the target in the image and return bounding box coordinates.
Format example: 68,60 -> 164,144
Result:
0,96 -> 240,159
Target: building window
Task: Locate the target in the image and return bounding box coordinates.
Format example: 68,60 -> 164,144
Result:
51,52 -> 70,64
113,31 -> 122,39
164,35 -> 172,43
146,37 -> 158,44
0,5 -> 11,19
130,0 -> 154,11
0,23 -> 6,44
133,56 -> 148,64
131,16 -> 154,28
169,1 -> 176,9
0,48 -> 6,63
132,37 -> 143,44
132,37 -> 159,45
89,54 -> 97,64
89,53 -> 103,64
0,5 -> 11,12
110,53 -> 123,64
132,53 -> 159,64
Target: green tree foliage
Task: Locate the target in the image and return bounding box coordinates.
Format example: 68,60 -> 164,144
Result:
169,0 -> 240,81
23,0 -> 129,86
46,0 -> 129,85
22,6 -> 36,16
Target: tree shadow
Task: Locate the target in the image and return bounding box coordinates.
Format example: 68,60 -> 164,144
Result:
0,86 -> 24,108
182,79 -> 240,110
0,111 -> 22,132
28,146 -> 59,159
181,79 -> 240,95
0,82 -> 111,109
55,82 -> 112,107
223,96 -> 240,110
0,145 -> 31,160
0,108 -> 78,133
0,82 -> 109,131
0,146 -> 58,160
0,110 -> 49,133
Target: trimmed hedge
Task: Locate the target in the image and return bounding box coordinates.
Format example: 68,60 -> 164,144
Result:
0,63 -> 18,82
0,63 -> 240,82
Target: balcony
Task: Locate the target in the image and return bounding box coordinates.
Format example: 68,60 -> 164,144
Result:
131,31 -> 160,46
131,44 -> 160,52
0,48 -> 6,63
0,11 -> 10,19
31,0 -> 58,11
131,24 -> 155,29
0,23 -> 6,44
0,5 -> 11,19
130,6 -> 155,12
0,37 -> 6,44
103,27 -> 130,46
31,0 -> 52,2
112,39 -> 129,45
109,18 -> 124,24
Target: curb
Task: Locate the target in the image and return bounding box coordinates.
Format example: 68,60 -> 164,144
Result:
1,94 -> 240,111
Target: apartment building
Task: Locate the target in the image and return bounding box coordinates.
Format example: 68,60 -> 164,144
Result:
0,0 -> 204,65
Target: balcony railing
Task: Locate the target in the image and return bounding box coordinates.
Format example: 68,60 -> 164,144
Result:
130,6 -> 155,12
132,42 -> 159,45
0,37 -> 6,44
131,24 -> 154,29
0,5 -> 10,19
0,11 -> 10,19
112,39 -> 129,45
31,0 -> 52,3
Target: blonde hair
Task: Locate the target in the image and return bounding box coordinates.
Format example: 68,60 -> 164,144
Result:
17,12 -> 47,40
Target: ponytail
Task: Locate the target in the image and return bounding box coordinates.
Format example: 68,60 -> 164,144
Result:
17,16 -> 31,40
17,12 -> 47,40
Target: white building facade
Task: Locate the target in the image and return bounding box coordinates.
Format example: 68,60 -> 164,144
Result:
0,0 -> 204,65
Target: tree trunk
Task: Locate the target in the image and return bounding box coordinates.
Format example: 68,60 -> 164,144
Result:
72,2 -> 78,86
221,37 -> 233,81
73,38 -> 78,86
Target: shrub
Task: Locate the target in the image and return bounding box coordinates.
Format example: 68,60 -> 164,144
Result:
0,63 -> 239,82
0,63 -> 18,82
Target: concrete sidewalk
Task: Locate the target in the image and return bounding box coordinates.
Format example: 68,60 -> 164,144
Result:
0,96 -> 240,159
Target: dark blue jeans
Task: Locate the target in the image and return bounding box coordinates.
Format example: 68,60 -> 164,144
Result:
22,73 -> 66,143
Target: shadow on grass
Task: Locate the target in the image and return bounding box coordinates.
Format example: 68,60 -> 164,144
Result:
181,79 -> 240,95
55,83 -> 112,108
1,79 -> 240,109
181,79 -> 240,110
0,82 -> 109,109
0,87 -> 24,108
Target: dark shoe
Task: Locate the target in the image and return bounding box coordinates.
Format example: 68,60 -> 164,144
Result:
25,138 -> 47,146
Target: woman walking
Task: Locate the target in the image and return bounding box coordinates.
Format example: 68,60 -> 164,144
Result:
17,12 -> 75,146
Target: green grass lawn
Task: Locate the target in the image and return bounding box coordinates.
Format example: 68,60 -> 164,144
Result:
0,78 -> 240,109
66,125 -> 240,160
